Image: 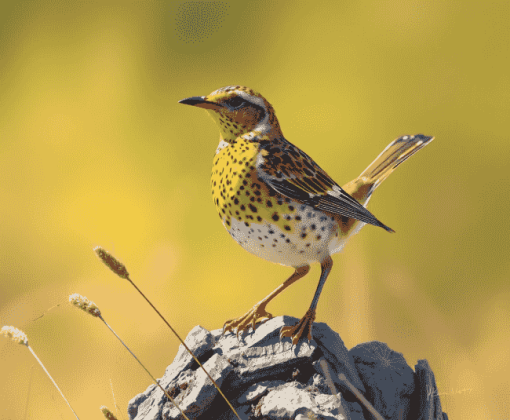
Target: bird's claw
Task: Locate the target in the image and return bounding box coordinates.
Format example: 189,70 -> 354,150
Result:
279,309 -> 316,345
222,304 -> 273,339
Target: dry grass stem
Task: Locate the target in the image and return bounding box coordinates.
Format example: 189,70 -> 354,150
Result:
319,359 -> 339,397
31,303 -> 62,322
94,246 -> 241,420
69,293 -> 189,419
338,373 -> 385,420
318,359 -> 349,419
110,379 -> 124,420
1,326 -> 81,419
23,365 -> 35,420
99,316 -> 190,420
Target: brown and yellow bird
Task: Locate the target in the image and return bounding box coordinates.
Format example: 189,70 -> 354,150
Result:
179,85 -> 433,344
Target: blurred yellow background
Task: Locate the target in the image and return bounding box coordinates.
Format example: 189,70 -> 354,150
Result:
1,1 -> 509,418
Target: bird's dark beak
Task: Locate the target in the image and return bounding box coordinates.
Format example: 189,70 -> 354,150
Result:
178,96 -> 221,109
178,96 -> 207,106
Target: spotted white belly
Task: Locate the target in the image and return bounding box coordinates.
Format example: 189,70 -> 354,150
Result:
227,200 -> 355,267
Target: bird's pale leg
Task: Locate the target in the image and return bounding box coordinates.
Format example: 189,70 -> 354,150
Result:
280,256 -> 334,344
223,265 -> 311,338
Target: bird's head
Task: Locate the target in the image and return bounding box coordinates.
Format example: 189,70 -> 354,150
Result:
179,86 -> 282,143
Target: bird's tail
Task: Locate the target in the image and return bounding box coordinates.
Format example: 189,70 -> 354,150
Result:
342,134 -> 434,204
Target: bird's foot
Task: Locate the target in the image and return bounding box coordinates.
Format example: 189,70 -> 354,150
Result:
223,304 -> 273,339
280,308 -> 316,345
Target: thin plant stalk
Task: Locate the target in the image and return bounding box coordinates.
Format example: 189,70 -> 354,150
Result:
27,345 -> 80,419
319,359 -> 385,420
68,294 -> 189,419
94,247 -> 241,420
338,373 -> 385,420
110,379 -> 124,420
99,315 -> 190,420
318,359 -> 349,419
1,326 -> 80,420
127,278 -> 240,418
23,365 -> 35,420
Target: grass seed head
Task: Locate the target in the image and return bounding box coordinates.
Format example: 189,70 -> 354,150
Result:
94,246 -> 130,280
1,326 -> 28,346
69,293 -> 101,317
100,406 -> 118,420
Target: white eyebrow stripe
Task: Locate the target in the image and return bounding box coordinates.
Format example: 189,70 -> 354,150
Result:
236,91 -> 266,109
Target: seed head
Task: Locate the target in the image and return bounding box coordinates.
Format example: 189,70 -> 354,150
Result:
69,293 -> 101,317
94,246 -> 130,280
1,326 -> 28,346
100,406 -> 118,420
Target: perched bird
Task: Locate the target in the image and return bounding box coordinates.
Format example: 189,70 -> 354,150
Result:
179,86 -> 433,344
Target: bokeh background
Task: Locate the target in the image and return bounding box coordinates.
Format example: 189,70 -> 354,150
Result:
1,1 -> 509,418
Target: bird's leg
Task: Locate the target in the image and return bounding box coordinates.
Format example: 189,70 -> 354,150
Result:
280,256 -> 333,344
223,265 -> 310,338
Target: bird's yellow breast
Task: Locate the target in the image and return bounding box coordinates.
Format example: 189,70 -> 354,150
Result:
211,139 -> 260,228
211,138 -> 298,231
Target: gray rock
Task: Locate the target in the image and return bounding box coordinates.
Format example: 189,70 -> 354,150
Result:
349,341 -> 415,419
216,404 -> 252,420
128,383 -> 164,420
163,353 -> 233,419
128,325 -> 216,420
313,323 -> 366,394
127,384 -> 156,420
343,401 -> 365,420
219,317 -> 318,390
254,382 -> 342,420
128,317 -> 447,420
166,325 -> 216,378
415,359 -> 448,420
310,358 -> 366,420
237,380 -> 285,405
307,372 -> 330,394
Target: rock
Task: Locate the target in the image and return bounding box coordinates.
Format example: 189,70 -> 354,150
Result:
349,341 -> 415,419
314,323 -> 366,394
163,353 -> 233,419
237,380 -> 286,405
415,359 -> 447,420
213,316 -> 318,390
127,384 -> 153,420
128,317 -> 448,420
127,325 -> 217,420
311,358 -> 365,420
253,382 -> 340,420
307,371 -> 330,394
167,325 -> 216,377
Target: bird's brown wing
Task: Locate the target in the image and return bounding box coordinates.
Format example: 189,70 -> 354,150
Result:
257,139 -> 394,232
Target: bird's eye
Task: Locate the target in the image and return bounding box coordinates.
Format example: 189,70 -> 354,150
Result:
228,97 -> 245,109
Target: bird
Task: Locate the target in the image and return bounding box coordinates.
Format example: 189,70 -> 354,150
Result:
179,85 -> 433,344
